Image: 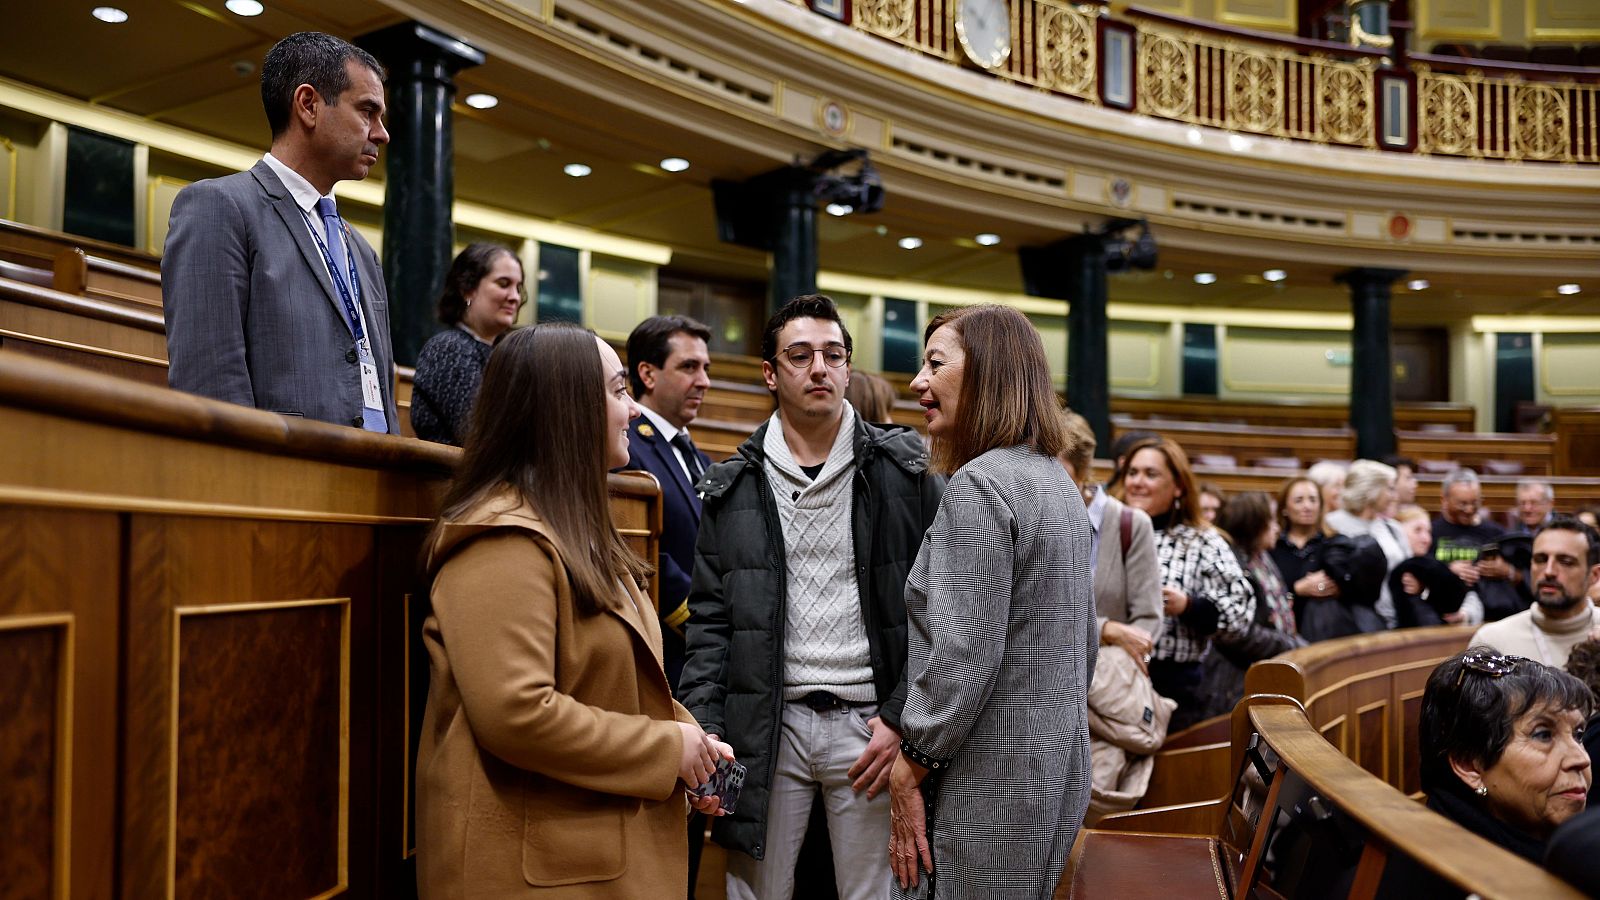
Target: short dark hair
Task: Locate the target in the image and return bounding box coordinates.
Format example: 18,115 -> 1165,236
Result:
1535,514 -> 1600,567
437,243 -> 522,326
625,315 -> 712,397
760,294 -> 852,364
1381,453 -> 1418,471
1566,639 -> 1600,705
261,32 -> 385,138
1420,649 -> 1593,794
1217,490 -> 1274,551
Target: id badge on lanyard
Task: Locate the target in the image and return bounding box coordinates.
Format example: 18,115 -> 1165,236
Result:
306,210 -> 384,412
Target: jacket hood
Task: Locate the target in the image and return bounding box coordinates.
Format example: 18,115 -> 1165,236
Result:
425,486 -> 553,575
696,416 -> 929,500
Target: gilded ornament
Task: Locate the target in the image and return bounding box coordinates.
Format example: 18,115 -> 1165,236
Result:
1513,83 -> 1569,161
1225,52 -> 1281,133
1317,64 -> 1372,146
1037,5 -> 1095,97
854,0 -> 916,42
1139,32 -> 1193,119
1420,75 -> 1478,156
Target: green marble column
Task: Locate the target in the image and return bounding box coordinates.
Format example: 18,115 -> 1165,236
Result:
357,23 -> 483,367
1337,267 -> 1405,459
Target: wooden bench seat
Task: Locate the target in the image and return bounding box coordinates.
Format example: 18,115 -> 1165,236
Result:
1113,415 -> 1356,468
1398,429 -> 1557,477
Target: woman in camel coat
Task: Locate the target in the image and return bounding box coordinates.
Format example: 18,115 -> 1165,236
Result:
415,324 -> 729,898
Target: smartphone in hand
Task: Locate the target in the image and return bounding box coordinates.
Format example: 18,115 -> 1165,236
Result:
691,757 -> 747,815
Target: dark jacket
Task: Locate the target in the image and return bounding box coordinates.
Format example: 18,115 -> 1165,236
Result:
617,415 -> 711,692
1199,550 -> 1306,719
678,416 -> 943,860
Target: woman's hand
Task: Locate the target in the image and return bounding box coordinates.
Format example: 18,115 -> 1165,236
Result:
1100,620 -> 1153,675
686,735 -> 737,816
677,722 -> 719,789
888,755 -> 933,890
1294,570 -> 1339,599
1161,585 -> 1190,616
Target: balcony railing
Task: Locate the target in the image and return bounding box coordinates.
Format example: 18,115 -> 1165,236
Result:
808,0 -> 1600,164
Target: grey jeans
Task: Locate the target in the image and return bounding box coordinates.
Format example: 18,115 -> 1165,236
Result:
726,699 -> 893,900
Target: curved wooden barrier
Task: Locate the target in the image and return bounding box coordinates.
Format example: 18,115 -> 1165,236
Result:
1133,625 -> 1476,812
0,353 -> 660,899
1065,695 -> 1585,899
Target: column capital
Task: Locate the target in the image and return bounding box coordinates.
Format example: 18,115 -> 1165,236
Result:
357,21 -> 485,77
1334,267 -> 1407,289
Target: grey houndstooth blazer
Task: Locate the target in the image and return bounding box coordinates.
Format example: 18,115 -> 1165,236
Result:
161,160 -> 399,432
900,445 -> 1097,900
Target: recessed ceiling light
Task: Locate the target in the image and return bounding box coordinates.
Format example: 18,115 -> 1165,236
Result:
975,233 -> 1001,246
563,163 -> 591,178
224,0 -> 264,16
463,93 -> 498,110
1228,134 -> 1253,152
92,6 -> 129,22
658,157 -> 689,172
1407,279 -> 1430,291
898,237 -> 923,250
1263,268 -> 1287,282
1185,127 -> 1203,146
1558,283 -> 1582,295
1194,272 -> 1217,285
825,203 -> 853,217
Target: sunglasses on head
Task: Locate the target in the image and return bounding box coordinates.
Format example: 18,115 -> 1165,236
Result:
1455,652 -> 1529,687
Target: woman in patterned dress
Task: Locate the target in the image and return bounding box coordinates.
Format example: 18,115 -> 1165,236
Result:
410,242 -> 524,444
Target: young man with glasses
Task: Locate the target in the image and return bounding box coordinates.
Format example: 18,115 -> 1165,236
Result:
679,295 -> 943,899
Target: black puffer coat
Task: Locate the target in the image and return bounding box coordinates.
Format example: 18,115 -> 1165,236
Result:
679,416 -> 943,860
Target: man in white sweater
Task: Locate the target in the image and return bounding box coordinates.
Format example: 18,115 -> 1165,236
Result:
681,295 -> 943,900
1470,516 -> 1600,668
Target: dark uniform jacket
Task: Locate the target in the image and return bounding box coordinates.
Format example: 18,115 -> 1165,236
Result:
678,416 -> 942,860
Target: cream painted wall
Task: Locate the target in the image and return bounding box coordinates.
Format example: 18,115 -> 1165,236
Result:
586,253 -> 658,341
1539,332 -> 1600,403
1219,326 -> 1352,400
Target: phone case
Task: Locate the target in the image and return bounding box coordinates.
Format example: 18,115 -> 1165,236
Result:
691,757 -> 747,814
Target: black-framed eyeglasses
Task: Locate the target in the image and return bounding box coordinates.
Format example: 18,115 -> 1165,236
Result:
1456,652 -> 1527,687
775,344 -> 850,369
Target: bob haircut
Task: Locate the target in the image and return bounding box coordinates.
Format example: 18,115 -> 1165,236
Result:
436,243 -> 523,326
432,323 -> 648,615
922,305 -> 1066,475
1217,490 -> 1275,552
844,370 -> 896,425
1057,410 -> 1097,482
1109,436 -> 1204,529
1342,459 -> 1398,516
1419,648 -> 1593,794
1276,476 -> 1331,537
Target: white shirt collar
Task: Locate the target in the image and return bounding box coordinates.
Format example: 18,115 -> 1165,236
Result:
263,153 -> 333,214
1085,483 -> 1108,533
637,404 -> 682,444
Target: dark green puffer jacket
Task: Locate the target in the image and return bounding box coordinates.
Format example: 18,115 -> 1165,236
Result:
679,415 -> 943,860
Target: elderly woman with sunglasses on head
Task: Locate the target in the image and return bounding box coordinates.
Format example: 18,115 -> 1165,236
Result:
1380,648 -> 1592,898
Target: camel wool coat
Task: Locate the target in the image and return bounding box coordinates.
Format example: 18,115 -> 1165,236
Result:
416,490 -> 696,899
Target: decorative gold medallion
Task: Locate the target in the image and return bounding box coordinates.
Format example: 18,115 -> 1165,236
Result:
638,423 -> 655,437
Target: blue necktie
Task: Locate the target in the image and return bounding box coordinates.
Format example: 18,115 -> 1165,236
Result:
315,197 -> 387,433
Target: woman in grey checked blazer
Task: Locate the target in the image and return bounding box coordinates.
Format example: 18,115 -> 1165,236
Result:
887,306 -> 1097,900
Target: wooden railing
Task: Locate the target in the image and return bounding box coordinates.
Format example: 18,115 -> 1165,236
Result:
826,1 -> 1600,164
0,352 -> 660,899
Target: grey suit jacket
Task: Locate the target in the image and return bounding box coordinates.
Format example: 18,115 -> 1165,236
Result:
1093,492 -> 1164,638
162,160 -> 400,432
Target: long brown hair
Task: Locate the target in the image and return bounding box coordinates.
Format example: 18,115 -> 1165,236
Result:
433,324 -> 648,614
923,305 -> 1066,475
1109,436 -> 1204,528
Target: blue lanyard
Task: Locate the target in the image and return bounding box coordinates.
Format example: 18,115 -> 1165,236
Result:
302,209 -> 366,344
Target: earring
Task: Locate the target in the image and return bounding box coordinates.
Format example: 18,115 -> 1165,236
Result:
1474,785 -> 1488,797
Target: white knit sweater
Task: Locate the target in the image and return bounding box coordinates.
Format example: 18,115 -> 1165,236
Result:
762,406 -> 876,702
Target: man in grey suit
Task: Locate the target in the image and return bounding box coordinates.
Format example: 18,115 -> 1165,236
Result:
162,32 -> 399,433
